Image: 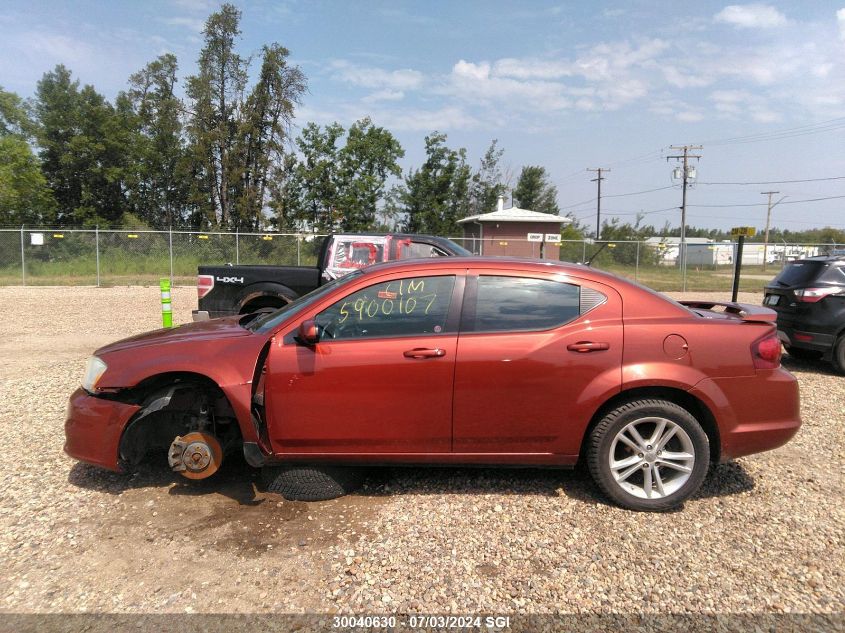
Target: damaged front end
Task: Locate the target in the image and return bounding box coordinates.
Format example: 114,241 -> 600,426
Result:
117,380 -> 241,479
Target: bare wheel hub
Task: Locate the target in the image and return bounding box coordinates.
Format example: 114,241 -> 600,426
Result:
168,431 -> 223,480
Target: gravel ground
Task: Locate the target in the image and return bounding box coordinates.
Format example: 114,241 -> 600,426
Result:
0,286 -> 842,619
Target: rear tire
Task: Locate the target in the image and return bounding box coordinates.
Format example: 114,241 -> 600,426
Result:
784,345 -> 822,361
263,465 -> 365,501
587,399 -> 710,512
832,336 -> 845,374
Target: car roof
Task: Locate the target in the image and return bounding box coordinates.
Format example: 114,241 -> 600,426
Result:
352,256 -> 690,318
359,256 -> 617,283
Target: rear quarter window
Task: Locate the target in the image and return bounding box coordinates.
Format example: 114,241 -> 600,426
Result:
819,265 -> 845,284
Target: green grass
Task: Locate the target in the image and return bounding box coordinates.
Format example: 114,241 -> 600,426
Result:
0,252 -> 779,294
600,263 -> 777,294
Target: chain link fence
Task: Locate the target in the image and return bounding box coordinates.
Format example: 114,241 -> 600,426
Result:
1,227 -> 839,292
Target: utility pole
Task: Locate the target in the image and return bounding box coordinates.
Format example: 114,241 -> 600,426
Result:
667,145 -> 702,292
761,191 -> 783,271
587,168 -> 610,240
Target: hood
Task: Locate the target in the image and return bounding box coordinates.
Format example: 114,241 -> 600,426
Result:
95,315 -> 253,356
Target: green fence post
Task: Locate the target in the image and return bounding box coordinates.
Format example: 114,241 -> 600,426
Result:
160,278 -> 173,328
95,225 -> 100,288
20,225 -> 25,286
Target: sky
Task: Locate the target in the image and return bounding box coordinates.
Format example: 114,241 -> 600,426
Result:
2,0 -> 845,234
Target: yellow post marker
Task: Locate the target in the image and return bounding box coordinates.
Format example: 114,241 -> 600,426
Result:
160,278 -> 173,328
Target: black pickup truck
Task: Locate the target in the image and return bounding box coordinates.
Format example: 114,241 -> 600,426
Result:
193,233 -> 471,320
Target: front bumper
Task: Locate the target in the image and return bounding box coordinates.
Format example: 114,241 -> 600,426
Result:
689,369 -> 802,461
64,387 -> 140,472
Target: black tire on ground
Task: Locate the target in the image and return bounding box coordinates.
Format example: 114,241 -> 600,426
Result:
587,399 -> 710,512
263,465 -> 365,501
784,345 -> 823,361
832,336 -> 845,374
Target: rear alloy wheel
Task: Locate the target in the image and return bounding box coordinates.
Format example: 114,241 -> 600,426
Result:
832,336 -> 845,374
784,345 -> 822,361
263,465 -> 365,501
588,399 -> 710,511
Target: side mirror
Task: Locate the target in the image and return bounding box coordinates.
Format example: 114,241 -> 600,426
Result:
296,319 -> 320,345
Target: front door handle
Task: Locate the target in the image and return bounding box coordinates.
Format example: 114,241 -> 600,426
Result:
567,341 -> 610,353
403,348 -> 446,359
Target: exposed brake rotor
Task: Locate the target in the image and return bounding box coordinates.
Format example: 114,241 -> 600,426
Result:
168,431 -> 223,480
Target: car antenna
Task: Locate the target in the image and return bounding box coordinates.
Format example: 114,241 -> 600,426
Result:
585,242 -> 609,266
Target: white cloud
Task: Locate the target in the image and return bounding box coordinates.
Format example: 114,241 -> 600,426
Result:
662,65 -> 712,89
492,58 -> 572,80
171,0 -> 216,10
708,89 -> 783,122
361,89 -> 406,103
26,32 -> 96,66
161,16 -> 205,32
676,110 -> 704,122
317,21 -> 845,132
329,60 -> 424,91
299,102 -> 480,132
838,8 -> 845,41
453,60 -> 491,82
445,60 -> 572,112
714,4 -> 787,29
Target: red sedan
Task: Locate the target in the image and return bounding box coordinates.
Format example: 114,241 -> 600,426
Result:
65,258 -> 800,511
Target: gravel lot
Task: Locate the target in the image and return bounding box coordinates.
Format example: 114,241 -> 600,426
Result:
0,286 -> 842,619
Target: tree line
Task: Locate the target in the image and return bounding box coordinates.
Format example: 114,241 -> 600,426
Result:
0,3 -> 566,236
1,3 -> 840,244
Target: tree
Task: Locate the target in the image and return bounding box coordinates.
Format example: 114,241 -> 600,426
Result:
278,118 -> 404,232
0,87 -> 55,225
0,136 -> 55,225
400,132 -> 470,235
0,87 -> 35,138
34,66 -> 130,225
336,117 -> 404,231
186,4 -> 305,229
185,4 -> 247,228
513,165 -> 560,215
282,122 -> 345,232
233,44 -> 306,231
124,54 -> 189,228
469,139 -> 508,216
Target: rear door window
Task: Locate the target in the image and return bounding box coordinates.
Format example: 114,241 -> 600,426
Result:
464,276 -> 600,333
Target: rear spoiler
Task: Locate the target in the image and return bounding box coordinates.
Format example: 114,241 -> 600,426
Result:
678,301 -> 777,323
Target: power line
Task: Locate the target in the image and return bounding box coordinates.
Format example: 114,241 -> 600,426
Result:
697,116 -> 845,147
603,185 -> 678,198
684,213 -> 845,228
699,175 -> 845,185
565,185 -> 678,215
689,193 -> 845,208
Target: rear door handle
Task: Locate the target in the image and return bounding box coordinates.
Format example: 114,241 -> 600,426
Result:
567,341 -> 610,353
403,348 -> 446,359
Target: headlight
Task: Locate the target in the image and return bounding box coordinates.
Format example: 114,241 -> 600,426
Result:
82,356 -> 108,392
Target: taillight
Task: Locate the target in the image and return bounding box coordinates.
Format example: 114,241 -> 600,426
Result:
197,274 -> 215,299
794,287 -> 842,302
752,332 -> 782,369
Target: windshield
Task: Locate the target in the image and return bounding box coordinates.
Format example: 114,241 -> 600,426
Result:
248,270 -> 364,334
440,239 -> 472,256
